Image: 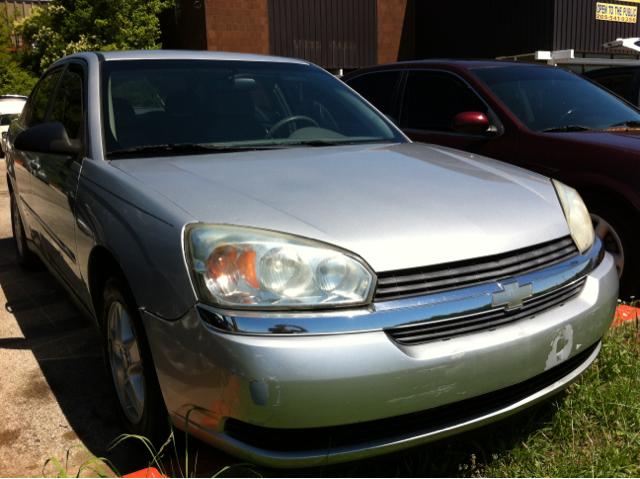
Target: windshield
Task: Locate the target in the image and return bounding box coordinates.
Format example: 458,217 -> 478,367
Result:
470,66 -> 640,132
101,60 -> 406,155
0,114 -> 19,126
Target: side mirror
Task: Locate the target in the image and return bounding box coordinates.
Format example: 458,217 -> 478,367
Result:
14,122 -> 80,156
451,112 -> 490,135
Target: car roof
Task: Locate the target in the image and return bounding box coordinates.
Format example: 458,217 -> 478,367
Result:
342,59 -> 554,81
0,94 -> 28,100
63,50 -> 311,65
403,59 -> 552,69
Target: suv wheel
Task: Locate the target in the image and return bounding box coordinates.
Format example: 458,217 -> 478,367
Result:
586,199 -> 640,299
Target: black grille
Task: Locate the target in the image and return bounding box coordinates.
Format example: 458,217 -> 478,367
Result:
374,236 -> 578,302
224,340 -> 599,452
387,276 -> 587,345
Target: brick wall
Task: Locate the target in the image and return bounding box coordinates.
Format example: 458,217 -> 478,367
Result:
377,0 -> 414,64
204,0 -> 270,54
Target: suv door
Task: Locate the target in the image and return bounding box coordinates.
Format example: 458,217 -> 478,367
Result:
397,70 -> 518,161
28,62 -> 86,293
10,67 -> 64,243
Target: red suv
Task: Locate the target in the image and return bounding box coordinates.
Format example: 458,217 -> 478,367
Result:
344,60 -> 640,297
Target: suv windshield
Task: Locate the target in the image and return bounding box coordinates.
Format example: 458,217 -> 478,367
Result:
101,60 -> 406,155
470,66 -> 640,132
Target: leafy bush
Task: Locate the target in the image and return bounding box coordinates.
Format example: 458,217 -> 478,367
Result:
15,0 -> 174,74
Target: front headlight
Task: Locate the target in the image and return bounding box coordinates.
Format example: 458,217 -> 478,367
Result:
553,180 -> 595,254
185,225 -> 375,309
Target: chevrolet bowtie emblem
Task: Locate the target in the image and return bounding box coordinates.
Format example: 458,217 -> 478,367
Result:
492,280 -> 533,310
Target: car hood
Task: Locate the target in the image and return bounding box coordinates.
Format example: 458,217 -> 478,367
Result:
112,143 -> 570,273
545,128 -> 640,151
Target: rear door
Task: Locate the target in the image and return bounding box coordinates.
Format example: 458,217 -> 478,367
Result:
345,70 -> 403,122
10,68 -> 64,242
28,61 -> 86,293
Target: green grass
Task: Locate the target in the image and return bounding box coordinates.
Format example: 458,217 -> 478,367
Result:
286,320 -> 640,478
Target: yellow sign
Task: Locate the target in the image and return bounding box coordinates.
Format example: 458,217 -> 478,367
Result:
596,2 -> 637,22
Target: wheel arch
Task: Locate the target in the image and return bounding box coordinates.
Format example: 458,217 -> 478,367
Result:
87,244 -> 129,326
553,171 -> 640,220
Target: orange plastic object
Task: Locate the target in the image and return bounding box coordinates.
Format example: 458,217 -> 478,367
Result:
122,466 -> 166,478
613,305 -> 640,327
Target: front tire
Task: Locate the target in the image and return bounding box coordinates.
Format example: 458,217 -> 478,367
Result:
101,276 -> 168,444
585,198 -> 640,299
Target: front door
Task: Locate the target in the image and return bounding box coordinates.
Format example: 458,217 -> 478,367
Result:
397,70 -> 518,162
29,62 -> 86,294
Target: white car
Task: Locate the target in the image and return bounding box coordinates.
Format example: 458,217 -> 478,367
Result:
0,95 -> 27,155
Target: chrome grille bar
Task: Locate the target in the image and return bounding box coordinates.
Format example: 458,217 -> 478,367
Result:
375,236 -> 578,301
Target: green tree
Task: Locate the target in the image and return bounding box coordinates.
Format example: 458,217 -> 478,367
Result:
0,5 -> 37,96
16,0 -> 174,73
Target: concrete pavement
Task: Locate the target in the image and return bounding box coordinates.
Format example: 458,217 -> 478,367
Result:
0,162 -> 136,477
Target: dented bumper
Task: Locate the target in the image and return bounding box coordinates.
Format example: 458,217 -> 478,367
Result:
142,251 -> 617,468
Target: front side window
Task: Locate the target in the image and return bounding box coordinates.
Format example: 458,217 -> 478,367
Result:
399,71 -> 489,133
26,70 -> 62,128
49,65 -> 84,140
101,60 -> 406,155
346,71 -> 402,116
471,66 -> 640,132
592,73 -> 633,99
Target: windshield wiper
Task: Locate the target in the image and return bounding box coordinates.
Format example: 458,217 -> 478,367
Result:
283,139 -> 388,147
107,143 -> 286,157
540,125 -> 593,133
605,120 -> 640,128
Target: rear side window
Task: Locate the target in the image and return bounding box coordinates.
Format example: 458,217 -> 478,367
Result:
592,73 -> 633,99
49,66 -> 85,140
26,70 -> 62,128
400,71 -> 488,132
346,71 -> 401,115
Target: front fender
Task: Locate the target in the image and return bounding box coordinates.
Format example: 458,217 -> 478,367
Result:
75,159 -> 198,320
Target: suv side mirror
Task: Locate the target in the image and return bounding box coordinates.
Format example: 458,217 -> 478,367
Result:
14,122 -> 80,156
451,112 -> 490,135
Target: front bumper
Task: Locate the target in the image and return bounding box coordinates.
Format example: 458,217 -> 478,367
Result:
143,250 -> 618,468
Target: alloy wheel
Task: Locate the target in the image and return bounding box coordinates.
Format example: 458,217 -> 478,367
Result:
591,213 -> 624,278
107,300 -> 145,424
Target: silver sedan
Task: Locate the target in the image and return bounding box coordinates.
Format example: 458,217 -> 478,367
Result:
5,50 -> 617,468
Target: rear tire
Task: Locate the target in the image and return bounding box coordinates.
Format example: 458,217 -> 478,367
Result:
584,197 -> 640,299
10,192 -> 40,269
101,275 -> 169,445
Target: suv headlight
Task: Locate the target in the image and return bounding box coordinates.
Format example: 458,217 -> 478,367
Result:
553,180 -> 595,254
185,225 -> 375,309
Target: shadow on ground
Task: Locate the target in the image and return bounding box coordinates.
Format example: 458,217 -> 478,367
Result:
0,235 -> 235,476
